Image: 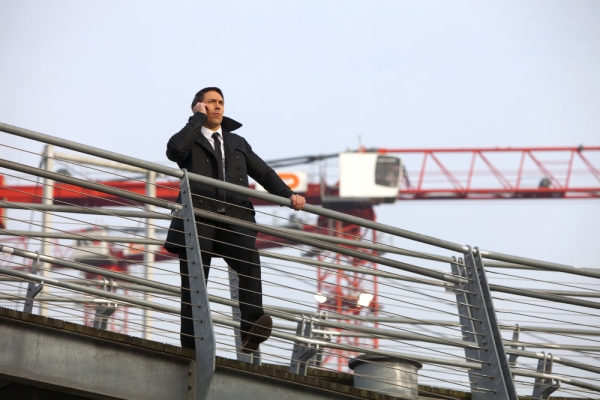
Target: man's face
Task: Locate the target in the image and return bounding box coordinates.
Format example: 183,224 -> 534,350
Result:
203,90 -> 224,129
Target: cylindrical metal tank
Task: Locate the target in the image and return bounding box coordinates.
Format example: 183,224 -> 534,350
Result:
348,354 -> 422,398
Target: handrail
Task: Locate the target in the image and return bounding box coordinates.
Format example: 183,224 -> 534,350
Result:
0,122 -> 468,253
0,158 -> 466,284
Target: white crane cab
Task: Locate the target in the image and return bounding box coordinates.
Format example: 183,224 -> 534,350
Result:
339,152 -> 402,203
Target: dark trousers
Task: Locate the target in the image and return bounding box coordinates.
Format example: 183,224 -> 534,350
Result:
178,224 -> 263,350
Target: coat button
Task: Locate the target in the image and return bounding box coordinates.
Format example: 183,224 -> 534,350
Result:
239,178 -> 243,182
206,159 -> 210,162
235,155 -> 239,160
199,199 -> 203,204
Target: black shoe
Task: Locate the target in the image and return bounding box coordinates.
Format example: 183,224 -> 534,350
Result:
241,315 -> 272,354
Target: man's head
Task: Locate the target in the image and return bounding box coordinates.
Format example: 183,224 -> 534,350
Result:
192,87 -> 225,130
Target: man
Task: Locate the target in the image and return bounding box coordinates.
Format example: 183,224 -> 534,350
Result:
164,87 -> 306,353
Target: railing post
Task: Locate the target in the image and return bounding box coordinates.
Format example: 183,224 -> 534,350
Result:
508,324 -> 523,366
23,252 -> 43,313
93,278 -> 117,330
289,315 -> 320,375
143,170 -> 156,340
176,169 -> 215,400
451,248 -> 518,400
228,267 -> 261,365
532,352 -> 560,399
40,144 -> 54,317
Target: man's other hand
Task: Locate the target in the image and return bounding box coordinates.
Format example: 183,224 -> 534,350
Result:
290,194 -> 306,211
192,102 -> 208,115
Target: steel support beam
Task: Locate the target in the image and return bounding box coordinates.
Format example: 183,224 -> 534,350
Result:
177,169 -> 215,400
452,249 -> 518,400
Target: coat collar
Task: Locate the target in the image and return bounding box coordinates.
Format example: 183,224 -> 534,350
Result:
221,116 -> 242,132
194,116 -> 243,159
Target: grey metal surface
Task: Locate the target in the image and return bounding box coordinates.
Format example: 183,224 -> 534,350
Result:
532,353 -> 560,399
0,317 -> 190,400
348,355 -> 421,399
23,253 -> 43,314
450,257 -> 486,394
177,169 -> 215,400
463,248 -> 518,400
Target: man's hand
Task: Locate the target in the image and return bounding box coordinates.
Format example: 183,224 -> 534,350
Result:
192,101 -> 208,115
289,194 -> 306,211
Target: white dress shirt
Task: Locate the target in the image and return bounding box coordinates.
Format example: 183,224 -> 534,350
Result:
201,126 -> 226,180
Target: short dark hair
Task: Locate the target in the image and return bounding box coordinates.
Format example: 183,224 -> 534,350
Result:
191,87 -> 224,109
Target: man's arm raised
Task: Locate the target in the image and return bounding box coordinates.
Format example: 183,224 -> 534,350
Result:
166,102 -> 208,164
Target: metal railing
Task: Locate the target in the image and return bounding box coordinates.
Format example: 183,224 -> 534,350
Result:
1,121 -> 599,400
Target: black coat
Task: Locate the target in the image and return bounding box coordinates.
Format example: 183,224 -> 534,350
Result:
164,112 -> 293,254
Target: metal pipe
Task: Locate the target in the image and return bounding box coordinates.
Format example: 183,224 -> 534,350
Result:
193,208 -> 466,284
478,248 -> 600,280
0,296 -> 117,304
0,201 -> 172,219
0,265 -> 482,370
505,348 -> 600,375
0,230 -> 163,244
3,122 -> 598,280
0,245 -> 180,295
0,265 -> 179,314
54,151 -> 147,173
210,314 -> 481,370
0,159 -> 465,285
511,368 -> 600,393
40,144 -> 54,317
5,228 -> 599,308
503,340 -> 600,352
260,250 -> 447,287
0,158 -> 176,211
272,227 -> 453,263
489,284 -> 600,310
0,244 -> 476,348
205,292 -> 479,350
144,170 -> 157,340
0,122 -> 469,253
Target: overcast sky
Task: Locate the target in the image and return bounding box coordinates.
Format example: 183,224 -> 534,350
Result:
1,0 -> 599,391
2,0 -> 598,259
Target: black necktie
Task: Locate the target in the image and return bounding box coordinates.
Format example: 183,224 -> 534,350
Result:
212,133 -> 226,210
212,132 -> 224,181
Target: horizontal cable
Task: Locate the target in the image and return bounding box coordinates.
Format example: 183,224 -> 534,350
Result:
0,159 -> 467,285
0,122 -> 472,253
